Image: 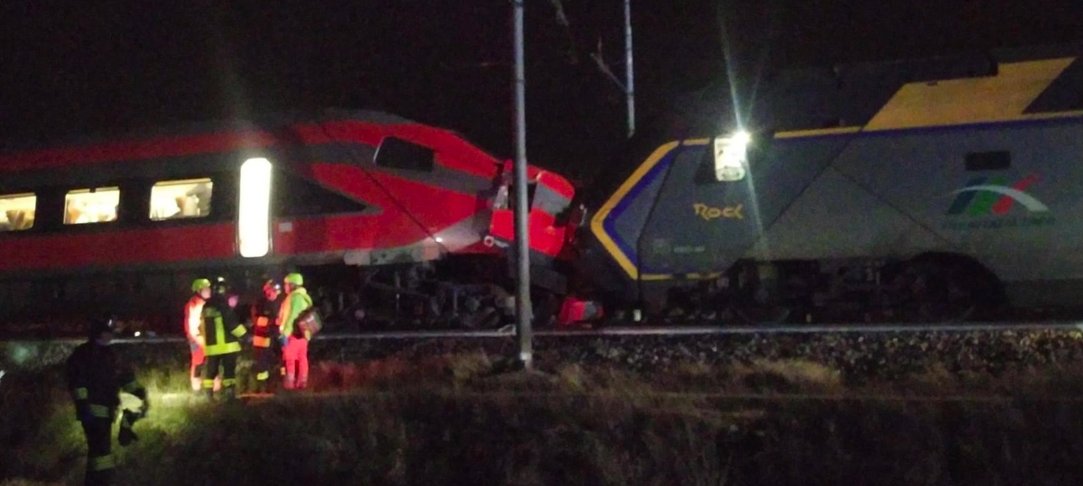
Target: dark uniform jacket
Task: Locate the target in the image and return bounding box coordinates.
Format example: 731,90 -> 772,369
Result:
201,294 -> 247,356
250,295 -> 283,348
65,342 -> 143,419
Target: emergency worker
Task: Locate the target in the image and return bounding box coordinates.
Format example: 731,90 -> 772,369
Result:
185,279 -> 220,393
200,278 -> 247,400
65,316 -> 149,486
250,279 -> 284,392
277,272 -> 313,390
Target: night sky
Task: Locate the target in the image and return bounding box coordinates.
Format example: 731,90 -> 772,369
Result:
2,0 -> 1081,184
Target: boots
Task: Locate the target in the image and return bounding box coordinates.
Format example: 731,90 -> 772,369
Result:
118,424 -> 138,447
118,409 -> 143,446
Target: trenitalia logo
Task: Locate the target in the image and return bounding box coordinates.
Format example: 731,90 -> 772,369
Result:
946,175 -> 1049,216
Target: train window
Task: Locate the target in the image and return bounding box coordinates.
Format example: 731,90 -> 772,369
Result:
0,193 -> 36,231
149,178 -> 214,220
276,172 -> 366,217
64,187 -> 120,225
965,151 -> 1011,171
375,136 -> 435,172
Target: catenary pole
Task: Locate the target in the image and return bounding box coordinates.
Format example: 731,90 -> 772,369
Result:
624,0 -> 635,138
512,0 -> 533,369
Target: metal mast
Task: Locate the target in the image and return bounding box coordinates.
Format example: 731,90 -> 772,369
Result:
512,0 -> 533,369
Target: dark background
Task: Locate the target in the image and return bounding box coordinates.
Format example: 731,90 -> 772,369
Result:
2,0 -> 1081,184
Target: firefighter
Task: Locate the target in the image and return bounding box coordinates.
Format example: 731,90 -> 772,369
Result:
185,278 -> 220,393
250,279 -> 284,393
200,278 -> 247,400
277,272 -> 313,390
65,316 -> 149,486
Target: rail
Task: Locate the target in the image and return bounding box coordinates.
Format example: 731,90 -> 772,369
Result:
7,320 -> 1083,345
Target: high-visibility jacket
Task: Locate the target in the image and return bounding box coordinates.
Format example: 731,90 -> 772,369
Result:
185,295 -> 206,346
200,295 -> 247,356
278,287 -> 313,340
250,294 -> 283,348
65,340 -> 146,420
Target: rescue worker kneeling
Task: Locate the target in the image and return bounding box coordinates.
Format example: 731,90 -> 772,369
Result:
65,316 -> 149,486
201,279 -> 247,400
250,279 -> 283,393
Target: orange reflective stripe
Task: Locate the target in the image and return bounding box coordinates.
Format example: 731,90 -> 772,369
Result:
253,336 -> 271,348
256,316 -> 269,327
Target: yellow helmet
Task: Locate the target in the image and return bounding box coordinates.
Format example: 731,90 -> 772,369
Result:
192,278 -> 212,293
284,273 -> 304,286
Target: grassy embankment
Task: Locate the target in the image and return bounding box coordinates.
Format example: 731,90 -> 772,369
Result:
5,342 -> 1083,485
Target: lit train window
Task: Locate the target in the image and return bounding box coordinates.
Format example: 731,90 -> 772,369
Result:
64,187 -> 120,225
0,193 -> 36,231
150,178 -> 214,220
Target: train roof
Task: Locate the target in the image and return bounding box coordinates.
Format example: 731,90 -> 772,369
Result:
0,108 -> 414,153
0,108 -> 503,172
749,41 -> 1083,133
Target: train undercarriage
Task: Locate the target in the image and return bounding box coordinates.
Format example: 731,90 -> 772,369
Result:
2,251 -> 1080,340
622,252 -> 1083,327
0,255 -> 549,339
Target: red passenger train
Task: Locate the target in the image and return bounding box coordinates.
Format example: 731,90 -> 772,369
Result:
0,110 -> 578,336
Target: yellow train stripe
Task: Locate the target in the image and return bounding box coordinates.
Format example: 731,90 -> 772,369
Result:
590,139 -> 713,281
590,141 -> 679,281
865,57 -> 1076,131
639,274 -> 672,281
774,126 -> 863,139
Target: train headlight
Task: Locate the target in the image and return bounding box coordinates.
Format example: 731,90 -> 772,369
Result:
713,130 -> 750,182
238,157 -> 273,258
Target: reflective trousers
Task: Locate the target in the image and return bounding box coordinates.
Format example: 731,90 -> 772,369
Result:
281,337 -> 309,389
252,345 -> 275,389
203,352 -> 239,392
81,415 -> 115,486
189,341 -> 220,392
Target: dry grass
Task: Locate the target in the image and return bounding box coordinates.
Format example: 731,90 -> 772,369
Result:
7,347 -> 1083,485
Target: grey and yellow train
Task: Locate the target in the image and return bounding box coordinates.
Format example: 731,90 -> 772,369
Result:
575,43 -> 1083,324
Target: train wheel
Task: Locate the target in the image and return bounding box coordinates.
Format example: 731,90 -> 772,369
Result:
897,253 -> 1004,323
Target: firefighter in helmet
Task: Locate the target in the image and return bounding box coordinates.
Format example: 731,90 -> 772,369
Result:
277,272 -> 313,390
65,316 -> 149,486
250,279 -> 284,393
185,278 -> 220,393
200,277 -> 247,400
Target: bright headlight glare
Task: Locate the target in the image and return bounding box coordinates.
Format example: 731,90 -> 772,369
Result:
713,130 -> 750,182
239,157 -> 273,258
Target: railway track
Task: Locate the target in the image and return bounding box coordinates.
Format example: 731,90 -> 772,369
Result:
8,319 -> 1083,345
